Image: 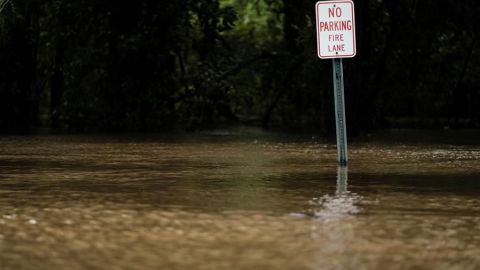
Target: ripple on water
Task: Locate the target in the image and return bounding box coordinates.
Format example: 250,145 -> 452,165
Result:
0,135 -> 479,269
310,192 -> 362,221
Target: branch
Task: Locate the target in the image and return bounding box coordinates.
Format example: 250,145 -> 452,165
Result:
0,0 -> 10,14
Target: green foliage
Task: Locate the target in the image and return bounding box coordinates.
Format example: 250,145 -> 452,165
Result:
0,0 -> 9,15
0,0 -> 479,133
221,0 -> 283,45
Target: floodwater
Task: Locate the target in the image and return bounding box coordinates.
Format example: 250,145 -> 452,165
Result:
0,130 -> 479,270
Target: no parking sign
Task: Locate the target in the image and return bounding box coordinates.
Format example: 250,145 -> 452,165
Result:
315,0 -> 356,59
315,0 -> 357,166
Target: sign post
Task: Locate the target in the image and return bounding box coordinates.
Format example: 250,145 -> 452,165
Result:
315,0 -> 356,167
332,58 -> 348,166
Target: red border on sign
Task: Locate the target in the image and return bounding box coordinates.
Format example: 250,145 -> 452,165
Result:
315,0 -> 356,59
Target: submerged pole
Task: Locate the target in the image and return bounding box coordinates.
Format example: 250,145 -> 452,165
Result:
332,58 -> 348,166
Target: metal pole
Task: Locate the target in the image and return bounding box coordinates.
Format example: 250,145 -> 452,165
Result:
332,58 -> 348,166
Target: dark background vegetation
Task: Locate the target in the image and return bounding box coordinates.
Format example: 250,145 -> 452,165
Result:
0,0 -> 479,134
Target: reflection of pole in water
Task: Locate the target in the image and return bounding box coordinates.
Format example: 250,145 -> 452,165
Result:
309,166 -> 360,220
336,166 -> 348,195
311,167 -> 358,270
291,167 -> 360,220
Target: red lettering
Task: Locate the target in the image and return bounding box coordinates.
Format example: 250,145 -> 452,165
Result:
328,7 -> 342,18
336,8 -> 342,17
328,34 -> 345,42
328,8 -> 335,18
319,20 -> 352,32
328,44 -> 346,52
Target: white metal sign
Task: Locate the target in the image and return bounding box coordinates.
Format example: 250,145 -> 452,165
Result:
315,0 -> 356,59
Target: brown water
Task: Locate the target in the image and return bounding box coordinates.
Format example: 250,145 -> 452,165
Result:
0,131 -> 479,270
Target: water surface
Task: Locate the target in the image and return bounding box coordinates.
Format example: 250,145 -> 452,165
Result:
0,131 -> 479,269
